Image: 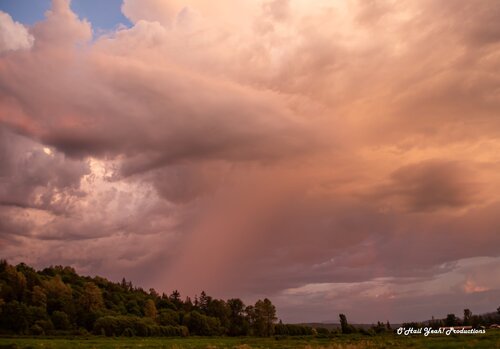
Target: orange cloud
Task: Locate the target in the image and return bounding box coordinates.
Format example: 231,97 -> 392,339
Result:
464,279 -> 490,294
1,0 -> 500,322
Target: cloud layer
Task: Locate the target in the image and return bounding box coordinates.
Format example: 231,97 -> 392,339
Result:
1,0 -> 500,323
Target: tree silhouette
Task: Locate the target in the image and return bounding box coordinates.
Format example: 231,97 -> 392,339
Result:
339,313 -> 352,334
463,309 -> 472,326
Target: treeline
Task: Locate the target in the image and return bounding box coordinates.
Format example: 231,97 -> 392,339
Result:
2,261 -> 499,338
402,308 -> 500,329
0,261 -> 280,337
337,308 -> 500,337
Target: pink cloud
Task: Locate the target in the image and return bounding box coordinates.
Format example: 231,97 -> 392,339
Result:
464,279 -> 490,294
1,0 -> 500,322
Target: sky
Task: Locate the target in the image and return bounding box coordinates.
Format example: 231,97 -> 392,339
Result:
0,0 -> 130,29
0,0 -> 499,324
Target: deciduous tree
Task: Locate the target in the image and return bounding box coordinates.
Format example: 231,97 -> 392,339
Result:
79,282 -> 104,313
144,299 -> 157,319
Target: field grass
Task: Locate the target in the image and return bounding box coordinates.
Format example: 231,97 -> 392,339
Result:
0,332 -> 499,349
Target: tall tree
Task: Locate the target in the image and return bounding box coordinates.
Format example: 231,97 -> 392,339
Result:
199,291 -> 212,313
1,265 -> 27,302
169,290 -> 182,309
44,275 -> 73,315
339,314 -> 352,334
227,298 -> 247,336
206,299 -> 230,330
31,285 -> 47,309
445,314 -> 458,327
144,299 -> 157,319
183,296 -> 193,312
253,298 -> 277,336
79,282 -> 104,313
463,309 -> 472,326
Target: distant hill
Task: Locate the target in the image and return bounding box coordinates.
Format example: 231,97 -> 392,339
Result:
298,310 -> 500,330
296,322 -> 340,330
297,322 -> 402,331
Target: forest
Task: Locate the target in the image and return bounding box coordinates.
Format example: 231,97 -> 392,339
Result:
1,260 -> 499,338
0,260 -> 318,337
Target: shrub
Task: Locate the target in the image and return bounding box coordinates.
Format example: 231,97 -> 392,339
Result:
51,311 -> 71,330
184,311 -> 222,336
93,315 -> 188,337
30,324 -> 44,336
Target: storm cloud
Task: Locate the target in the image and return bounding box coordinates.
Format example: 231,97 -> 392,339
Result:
0,0 -> 499,323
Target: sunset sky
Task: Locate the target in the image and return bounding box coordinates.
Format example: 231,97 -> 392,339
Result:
1,0 -> 499,323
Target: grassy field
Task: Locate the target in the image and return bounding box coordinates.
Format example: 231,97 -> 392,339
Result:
0,333 -> 499,349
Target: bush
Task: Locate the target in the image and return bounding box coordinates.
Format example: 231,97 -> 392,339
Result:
93,315 -> 188,337
35,319 -> 54,334
274,323 -> 314,336
359,328 -> 375,336
51,311 -> 71,330
123,327 -> 134,337
30,324 -> 44,336
158,309 -> 180,326
315,327 -> 331,337
184,311 -> 222,336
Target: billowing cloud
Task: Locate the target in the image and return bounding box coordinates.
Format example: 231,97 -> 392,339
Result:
0,127 -> 89,212
1,0 -> 500,323
0,11 -> 34,53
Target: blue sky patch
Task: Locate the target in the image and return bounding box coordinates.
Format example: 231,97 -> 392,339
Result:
0,0 -> 131,30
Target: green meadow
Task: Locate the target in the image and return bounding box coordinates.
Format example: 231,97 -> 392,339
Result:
1,333 -> 499,349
